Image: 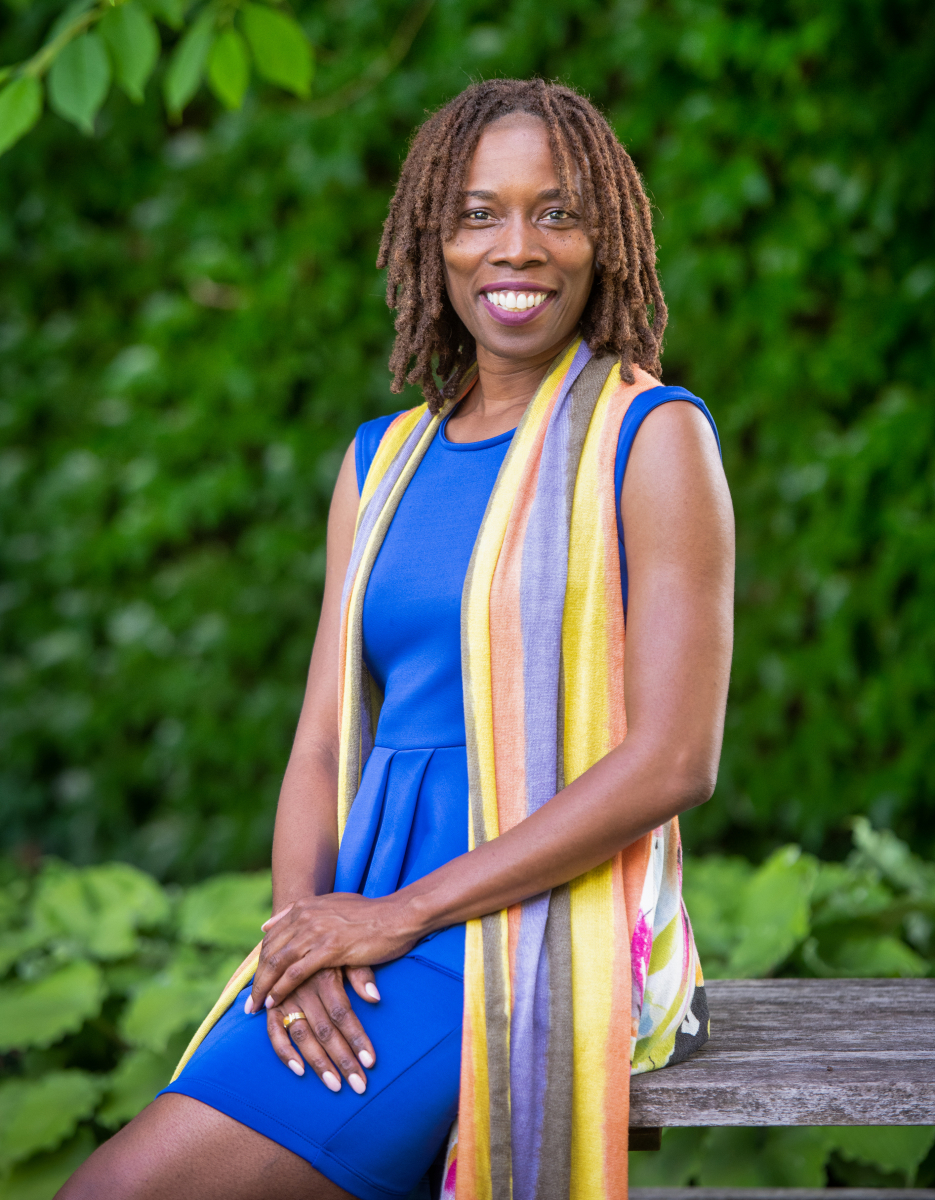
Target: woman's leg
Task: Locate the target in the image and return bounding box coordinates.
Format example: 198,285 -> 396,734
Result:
55,1094 -> 355,1200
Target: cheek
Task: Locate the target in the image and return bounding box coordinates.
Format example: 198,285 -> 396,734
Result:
442,237 -> 474,281
553,234 -> 596,288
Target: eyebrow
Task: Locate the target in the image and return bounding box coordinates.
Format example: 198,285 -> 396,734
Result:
462,187 -> 565,201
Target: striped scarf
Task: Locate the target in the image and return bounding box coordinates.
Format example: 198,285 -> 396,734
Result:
172,337 -> 706,1199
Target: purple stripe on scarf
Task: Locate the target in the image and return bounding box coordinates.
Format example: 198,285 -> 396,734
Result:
508,341 -> 592,1194
509,894 -> 552,1200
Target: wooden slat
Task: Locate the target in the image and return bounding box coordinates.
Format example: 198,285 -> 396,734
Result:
629,978 -> 935,1127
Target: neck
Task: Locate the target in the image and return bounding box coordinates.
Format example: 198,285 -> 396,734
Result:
445,334 -> 577,443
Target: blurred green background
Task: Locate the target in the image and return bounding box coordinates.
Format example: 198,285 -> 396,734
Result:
1,0 -> 934,1191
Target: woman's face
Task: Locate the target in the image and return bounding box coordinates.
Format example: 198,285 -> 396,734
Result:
442,112 -> 596,363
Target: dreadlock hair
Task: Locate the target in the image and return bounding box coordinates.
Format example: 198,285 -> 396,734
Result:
377,78 -> 668,414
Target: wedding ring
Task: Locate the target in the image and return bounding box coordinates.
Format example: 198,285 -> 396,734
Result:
283,1011 -> 306,1030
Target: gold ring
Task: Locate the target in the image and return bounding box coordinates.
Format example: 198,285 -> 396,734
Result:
282,1011 -> 306,1030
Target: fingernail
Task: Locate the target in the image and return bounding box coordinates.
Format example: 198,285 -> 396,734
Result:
348,1073 -> 366,1095
322,1071 -> 341,1093
365,983 -> 380,1001
262,904 -> 293,932
244,996 -> 254,1015
359,1050 -> 374,1068
287,1059 -> 304,1077
265,995 -> 274,1009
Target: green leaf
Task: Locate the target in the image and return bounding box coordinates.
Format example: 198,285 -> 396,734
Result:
99,2 -> 161,104
178,871 -> 270,950
0,1129 -> 96,1200
681,855 -> 754,974
32,861 -> 170,961
120,948 -> 241,1051
821,933 -> 929,977
727,845 -> 817,977
163,7 -> 215,119
809,861 -> 894,927
141,0 -> 188,30
47,31 -> 111,135
696,1128 -> 836,1187
850,816 -> 935,897
46,0 -> 96,44
0,927 -> 47,977
207,28 -> 250,110
0,960 -> 105,1052
98,1044 -> 180,1127
0,1072 -> 101,1171
829,1125 -> 935,1183
240,3 -> 313,98
629,1127 -> 706,1185
0,77 -> 43,158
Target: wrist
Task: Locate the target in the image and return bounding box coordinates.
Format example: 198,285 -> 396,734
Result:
388,883 -> 439,944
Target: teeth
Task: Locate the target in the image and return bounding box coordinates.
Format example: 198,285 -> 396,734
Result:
485,291 -> 548,312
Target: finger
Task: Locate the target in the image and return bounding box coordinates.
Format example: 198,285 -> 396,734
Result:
257,948 -> 326,1013
279,1006 -> 347,1094
296,986 -> 368,1094
346,966 -> 381,1005
261,903 -> 294,933
266,1005 -> 311,1081
316,971 -> 377,1069
247,937 -> 319,1015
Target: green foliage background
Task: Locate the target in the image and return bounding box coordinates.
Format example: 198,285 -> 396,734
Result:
1,0 -> 933,875
1,0 -> 934,1189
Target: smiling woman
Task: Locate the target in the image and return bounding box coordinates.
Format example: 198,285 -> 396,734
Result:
56,80 -> 734,1200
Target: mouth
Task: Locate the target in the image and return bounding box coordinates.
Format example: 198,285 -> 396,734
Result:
478,285 -> 555,326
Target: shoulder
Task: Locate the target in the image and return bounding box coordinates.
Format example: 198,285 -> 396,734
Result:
616,373 -> 720,461
622,391 -> 731,539
354,411 -> 406,493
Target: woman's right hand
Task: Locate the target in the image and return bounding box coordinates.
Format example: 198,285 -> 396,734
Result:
265,966 -> 380,1093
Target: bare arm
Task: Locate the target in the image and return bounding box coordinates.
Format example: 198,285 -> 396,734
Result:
252,401 -> 734,1007
269,440 -> 358,912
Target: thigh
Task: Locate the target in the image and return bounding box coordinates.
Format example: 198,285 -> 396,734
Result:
162,953 -> 463,1199
55,1093 -> 353,1200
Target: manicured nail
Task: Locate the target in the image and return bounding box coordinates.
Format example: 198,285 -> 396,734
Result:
359,1050 -> 374,1068
365,983 -> 380,1001
244,996 -> 254,1015
261,904 -> 293,932
348,1073 -> 366,1095
322,1071 -> 341,1093
287,1059 -> 304,1077
265,995 -> 274,1009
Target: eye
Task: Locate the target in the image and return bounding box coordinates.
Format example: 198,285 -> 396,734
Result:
543,208 -> 573,221
464,209 -> 494,221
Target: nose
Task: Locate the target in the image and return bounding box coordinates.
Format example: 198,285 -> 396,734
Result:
488,211 -> 547,270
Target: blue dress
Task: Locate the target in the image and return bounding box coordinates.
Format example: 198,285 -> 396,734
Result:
162,387 -> 719,1200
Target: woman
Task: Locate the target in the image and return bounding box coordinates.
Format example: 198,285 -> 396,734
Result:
60,79 -> 733,1200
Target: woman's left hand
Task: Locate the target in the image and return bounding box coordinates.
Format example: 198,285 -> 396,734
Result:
266,967 -> 379,1092
245,892 -> 420,1015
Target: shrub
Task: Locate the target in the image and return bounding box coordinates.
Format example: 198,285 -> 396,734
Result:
0,820 -> 931,1194
0,861 -> 270,1196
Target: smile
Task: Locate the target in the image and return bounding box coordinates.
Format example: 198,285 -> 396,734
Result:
479,287 -> 555,326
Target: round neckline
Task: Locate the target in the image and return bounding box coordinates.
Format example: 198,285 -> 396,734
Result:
439,411 -> 517,451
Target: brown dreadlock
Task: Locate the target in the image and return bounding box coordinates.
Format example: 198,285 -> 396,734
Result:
377,79 -> 668,413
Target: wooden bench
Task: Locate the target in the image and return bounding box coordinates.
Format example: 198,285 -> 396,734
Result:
629,977 -> 935,1154
411,978 -> 934,1198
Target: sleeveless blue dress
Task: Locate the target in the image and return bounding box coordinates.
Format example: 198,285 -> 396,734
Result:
162,387 -> 719,1200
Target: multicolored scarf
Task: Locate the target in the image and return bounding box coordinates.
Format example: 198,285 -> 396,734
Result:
172,337 -> 707,1199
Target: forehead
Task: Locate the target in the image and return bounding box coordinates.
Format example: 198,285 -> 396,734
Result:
463,112 -> 558,194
